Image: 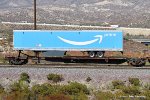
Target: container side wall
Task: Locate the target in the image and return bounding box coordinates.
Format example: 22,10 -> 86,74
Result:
13,30 -> 123,51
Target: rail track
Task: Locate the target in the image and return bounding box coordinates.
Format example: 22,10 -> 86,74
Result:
0,63 -> 150,69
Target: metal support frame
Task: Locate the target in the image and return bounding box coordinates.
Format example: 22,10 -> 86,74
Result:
18,50 -> 21,58
35,51 -> 40,63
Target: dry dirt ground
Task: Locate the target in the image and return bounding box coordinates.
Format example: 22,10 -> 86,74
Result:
118,27 -> 150,36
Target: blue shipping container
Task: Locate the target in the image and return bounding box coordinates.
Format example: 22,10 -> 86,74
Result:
13,30 -> 123,51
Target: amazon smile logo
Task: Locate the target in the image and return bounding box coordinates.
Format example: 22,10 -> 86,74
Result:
57,35 -> 103,46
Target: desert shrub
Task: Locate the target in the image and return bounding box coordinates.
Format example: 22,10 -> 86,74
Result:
86,77 -> 92,82
19,72 -> 30,83
95,91 -> 115,100
61,82 -> 89,95
20,86 -> 30,97
45,94 -> 71,100
144,83 -> 150,90
10,81 -> 29,91
8,81 -> 30,100
31,83 -> 62,96
0,56 -> 6,63
70,91 -> 88,100
122,86 -> 141,95
142,90 -> 150,100
0,84 -> 4,93
129,77 -> 140,86
112,80 -> 125,89
32,84 -> 53,96
124,33 -> 130,40
76,91 -> 88,100
114,91 -> 127,99
47,73 -> 63,83
10,82 -> 22,92
6,90 -> 31,100
31,83 -> 89,99
47,74 -> 55,80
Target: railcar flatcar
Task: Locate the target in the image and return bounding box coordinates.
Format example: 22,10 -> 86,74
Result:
6,30 -> 150,66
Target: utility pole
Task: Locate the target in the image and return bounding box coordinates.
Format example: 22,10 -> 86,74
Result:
34,0 -> 36,30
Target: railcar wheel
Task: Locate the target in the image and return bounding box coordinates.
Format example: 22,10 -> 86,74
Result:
22,59 -> 28,64
9,58 -> 28,65
88,51 -> 95,58
96,51 -> 104,58
127,58 -> 146,67
9,58 -> 21,65
9,59 -> 14,65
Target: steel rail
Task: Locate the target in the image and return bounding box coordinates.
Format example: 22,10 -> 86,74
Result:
0,63 -> 150,69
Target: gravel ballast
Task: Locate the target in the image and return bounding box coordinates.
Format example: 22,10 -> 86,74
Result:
0,67 -> 150,89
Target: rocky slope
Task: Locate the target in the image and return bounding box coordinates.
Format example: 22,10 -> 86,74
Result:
0,0 -> 150,28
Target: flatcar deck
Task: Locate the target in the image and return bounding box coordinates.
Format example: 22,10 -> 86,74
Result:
6,56 -> 149,66
44,56 -> 127,64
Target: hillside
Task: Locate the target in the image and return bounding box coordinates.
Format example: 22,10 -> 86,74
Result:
0,0 -> 150,28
